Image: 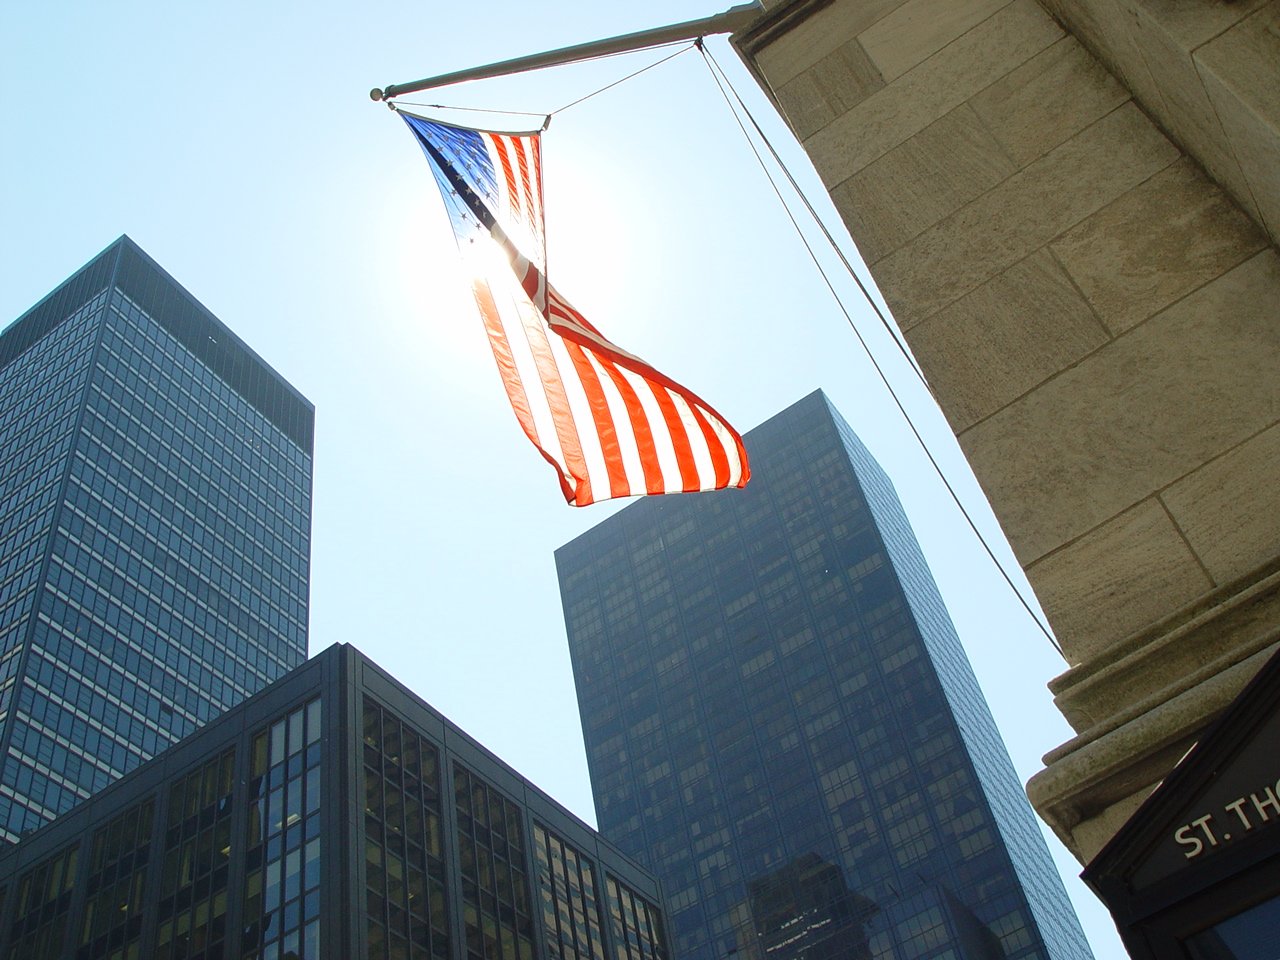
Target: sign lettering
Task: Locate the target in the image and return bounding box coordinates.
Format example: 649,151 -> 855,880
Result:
1174,778 -> 1280,860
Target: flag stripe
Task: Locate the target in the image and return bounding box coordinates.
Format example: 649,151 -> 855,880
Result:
544,330 -> 611,499
560,339 -> 632,500
687,398 -> 733,489
488,135 -> 524,227
524,135 -> 544,252
647,380 -> 701,492
510,136 -> 534,221
469,275 -> 577,503
582,350 -> 647,493
592,353 -> 668,495
511,286 -> 593,504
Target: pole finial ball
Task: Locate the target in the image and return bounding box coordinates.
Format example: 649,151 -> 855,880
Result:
370,88 -> 385,101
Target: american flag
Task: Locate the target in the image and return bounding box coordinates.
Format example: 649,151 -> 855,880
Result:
402,112 -> 749,506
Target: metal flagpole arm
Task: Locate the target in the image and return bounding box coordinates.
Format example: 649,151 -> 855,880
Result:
370,1 -> 763,101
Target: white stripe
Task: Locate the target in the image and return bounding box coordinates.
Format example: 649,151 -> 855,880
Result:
546,294 -> 645,365
670,392 -> 715,489
547,285 -> 744,493
483,134 -> 537,269
709,412 -> 745,487
584,350 -> 647,495
482,245 -> 567,477
618,366 -> 682,493
512,136 -> 543,239
481,135 -> 513,224
545,324 -> 610,499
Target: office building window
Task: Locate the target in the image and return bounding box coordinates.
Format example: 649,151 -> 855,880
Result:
157,750 -> 235,960
532,823 -> 607,960
454,764 -> 535,960
605,877 -> 666,960
363,697 -> 450,960
9,842 -> 79,960
79,798 -> 154,960
242,698 -> 321,960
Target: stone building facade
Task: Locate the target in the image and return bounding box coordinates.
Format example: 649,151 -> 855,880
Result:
732,0 -> 1280,865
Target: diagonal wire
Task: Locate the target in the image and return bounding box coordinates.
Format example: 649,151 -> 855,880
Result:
702,44 -> 929,388
550,42 -> 697,115
697,42 -> 1062,655
388,101 -> 549,118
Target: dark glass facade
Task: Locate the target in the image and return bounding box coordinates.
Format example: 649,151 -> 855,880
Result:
0,237 -> 314,841
0,643 -> 670,960
556,391 -> 1095,960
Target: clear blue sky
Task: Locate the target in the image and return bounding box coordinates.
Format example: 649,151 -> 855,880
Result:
1,2 -> 1123,955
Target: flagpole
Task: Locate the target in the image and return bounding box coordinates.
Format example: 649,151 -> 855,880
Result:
370,1 -> 763,101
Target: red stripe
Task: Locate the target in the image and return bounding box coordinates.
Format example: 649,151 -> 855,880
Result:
560,340 -> 631,499
645,382 -> 700,492
518,256 -> 544,310
547,295 -> 748,489
512,282 -> 594,506
528,135 -> 543,216
470,277 -> 579,502
487,134 -> 523,225
546,291 -> 667,493
511,137 -> 536,229
589,351 -> 665,495
474,274 -> 595,504
549,289 -> 733,493
686,401 -> 732,489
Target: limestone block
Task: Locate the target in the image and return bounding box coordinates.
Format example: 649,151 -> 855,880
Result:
1128,0 -> 1268,49
858,0 -> 1012,81
905,251 -> 1108,431
828,105 -> 1015,264
774,38 -> 885,140
969,35 -> 1129,166
1125,11 -> 1255,213
753,0 -> 908,87
873,102 -> 1177,325
804,0 -> 1062,183
1196,3 -> 1280,241
1028,500 -> 1212,661
1050,157 -> 1267,334
1037,0 -> 1164,113
1165,424 -> 1280,586
1040,0 -> 1272,230
958,250 -> 1280,565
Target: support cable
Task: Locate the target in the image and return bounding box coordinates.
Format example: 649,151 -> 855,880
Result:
549,43 -> 697,115
697,43 -> 1062,655
702,45 -> 928,387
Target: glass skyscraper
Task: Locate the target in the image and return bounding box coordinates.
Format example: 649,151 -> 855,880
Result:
556,392 -> 1094,960
0,236 -> 313,841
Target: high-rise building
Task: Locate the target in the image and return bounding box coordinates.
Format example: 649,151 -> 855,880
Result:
0,643 -> 670,960
0,237 -> 313,841
556,391 -> 1094,960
